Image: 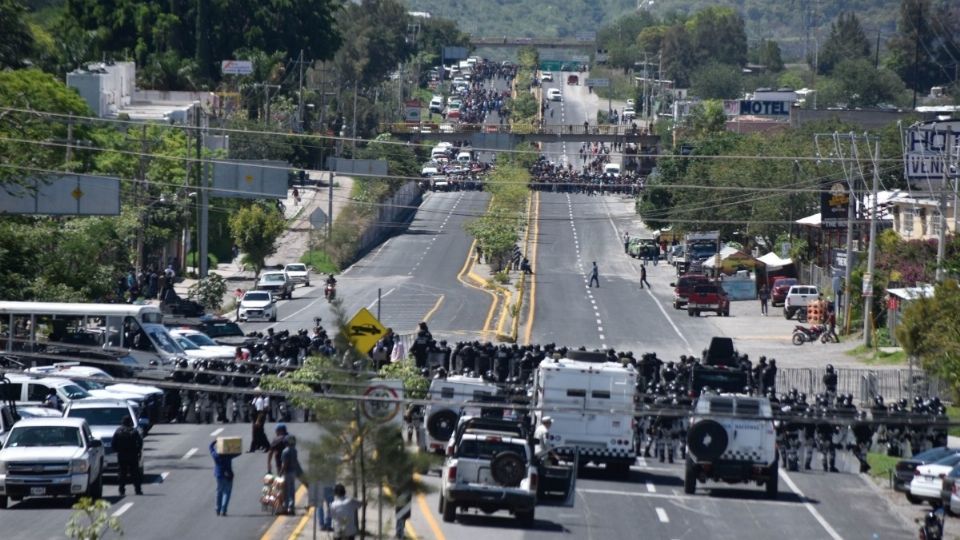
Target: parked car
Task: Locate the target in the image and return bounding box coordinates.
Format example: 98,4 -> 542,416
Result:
771,277 -> 798,307
567,74 -> 579,85
429,96 -> 444,113
895,447 -> 957,499
257,271 -> 294,300
541,72 -> 553,82
168,329 -> 236,359
783,285 -> 819,320
63,399 -> 144,475
0,418 -> 105,508
909,453 -> 960,504
547,88 -> 562,101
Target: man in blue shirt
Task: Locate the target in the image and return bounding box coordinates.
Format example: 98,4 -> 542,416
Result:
209,441 -> 237,516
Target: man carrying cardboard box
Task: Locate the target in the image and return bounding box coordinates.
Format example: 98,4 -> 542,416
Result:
210,439 -> 238,516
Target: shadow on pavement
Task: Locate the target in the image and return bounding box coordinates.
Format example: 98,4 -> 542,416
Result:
702,487 -> 810,504
454,512 -> 566,532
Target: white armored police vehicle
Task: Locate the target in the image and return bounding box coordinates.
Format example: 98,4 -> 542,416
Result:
684,393 -> 779,498
532,351 -> 637,474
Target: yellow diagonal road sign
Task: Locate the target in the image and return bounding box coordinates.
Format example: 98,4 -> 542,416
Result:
346,307 -> 386,353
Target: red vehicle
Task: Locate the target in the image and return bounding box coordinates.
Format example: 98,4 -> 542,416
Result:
687,283 -> 731,317
670,274 -> 711,310
566,74 -> 579,85
771,277 -> 798,307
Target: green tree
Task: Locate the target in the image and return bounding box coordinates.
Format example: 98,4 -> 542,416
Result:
188,273 -> 228,312
228,203 -> 286,276
887,0 -> 960,93
686,7 -> 747,68
897,280 -> 960,397
819,58 -> 907,108
749,39 -> 784,72
0,0 -> 35,68
690,62 -> 742,100
685,100 -> 728,135
816,12 -> 871,76
66,497 -> 123,540
661,24 -> 695,87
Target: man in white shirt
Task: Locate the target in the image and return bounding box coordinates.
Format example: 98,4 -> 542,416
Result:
330,483 -> 362,540
252,394 -> 269,415
533,416 -> 553,454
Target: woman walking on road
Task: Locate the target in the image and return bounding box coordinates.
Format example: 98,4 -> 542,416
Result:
250,413 -> 270,452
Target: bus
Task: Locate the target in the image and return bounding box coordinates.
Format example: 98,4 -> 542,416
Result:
0,302 -> 184,380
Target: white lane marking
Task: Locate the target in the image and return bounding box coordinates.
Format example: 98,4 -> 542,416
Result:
656,507 -> 669,523
596,319 -> 602,324
159,471 -> 170,483
599,334 -> 605,340
209,427 -> 224,437
637,457 -> 648,467
646,482 -> 656,493
597,326 -> 603,332
181,447 -> 198,460
644,289 -> 694,354
778,470 -> 844,540
112,502 -> 134,517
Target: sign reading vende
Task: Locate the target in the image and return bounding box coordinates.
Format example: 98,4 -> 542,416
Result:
739,100 -> 791,116
903,121 -> 960,182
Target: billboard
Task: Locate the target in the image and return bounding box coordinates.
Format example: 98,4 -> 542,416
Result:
903,121 -> 960,183
0,175 -> 121,216
221,60 -> 253,75
327,158 -> 389,177
210,159 -> 289,199
820,180 -> 850,228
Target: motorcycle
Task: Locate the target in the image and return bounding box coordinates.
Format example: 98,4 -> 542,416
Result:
792,324 -> 828,346
918,507 -> 944,540
324,283 -> 336,301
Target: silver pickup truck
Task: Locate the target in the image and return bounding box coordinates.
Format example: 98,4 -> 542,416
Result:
0,417 -> 105,508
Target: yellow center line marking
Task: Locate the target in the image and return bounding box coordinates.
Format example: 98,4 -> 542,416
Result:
414,475 -> 446,540
422,294 -> 445,324
523,191 -> 540,345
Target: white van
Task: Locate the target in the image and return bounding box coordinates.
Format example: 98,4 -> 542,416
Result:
421,375 -> 500,454
429,95 -> 444,113
456,151 -> 472,164
603,163 -> 621,177
532,351 -> 637,473
431,146 -> 450,161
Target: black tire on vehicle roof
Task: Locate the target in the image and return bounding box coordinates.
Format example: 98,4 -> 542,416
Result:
687,420 -> 728,461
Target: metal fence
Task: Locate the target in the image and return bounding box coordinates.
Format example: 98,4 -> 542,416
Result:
775,366 -> 948,404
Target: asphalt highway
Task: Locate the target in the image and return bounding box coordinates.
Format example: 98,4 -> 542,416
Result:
1,421 -> 320,540
238,190 -> 492,340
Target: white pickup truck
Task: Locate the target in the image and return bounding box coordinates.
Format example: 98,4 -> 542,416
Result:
439,433 -> 538,527
0,417 -> 105,508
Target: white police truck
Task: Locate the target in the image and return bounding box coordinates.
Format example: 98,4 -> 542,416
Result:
532,351 -> 637,475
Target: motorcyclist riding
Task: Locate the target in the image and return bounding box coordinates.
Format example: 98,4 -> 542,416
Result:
324,274 -> 337,300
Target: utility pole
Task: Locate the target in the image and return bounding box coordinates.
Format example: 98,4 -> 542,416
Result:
936,159 -> 947,282
875,29 -> 881,70
296,49 -> 305,132
352,79 -> 359,154
912,3 -> 922,109
863,139 -> 879,346
65,114 -> 74,166
135,124 -> 148,271
196,105 -> 209,278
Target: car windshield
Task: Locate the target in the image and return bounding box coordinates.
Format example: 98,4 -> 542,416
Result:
203,322 -> 243,338
5,426 -> 82,448
185,333 -> 218,347
456,439 -> 526,461
285,265 -> 306,272
72,379 -> 106,391
145,325 -> 184,355
61,384 -> 90,400
174,336 -> 200,350
244,292 -> 270,302
67,407 -> 130,426
263,274 -> 284,282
